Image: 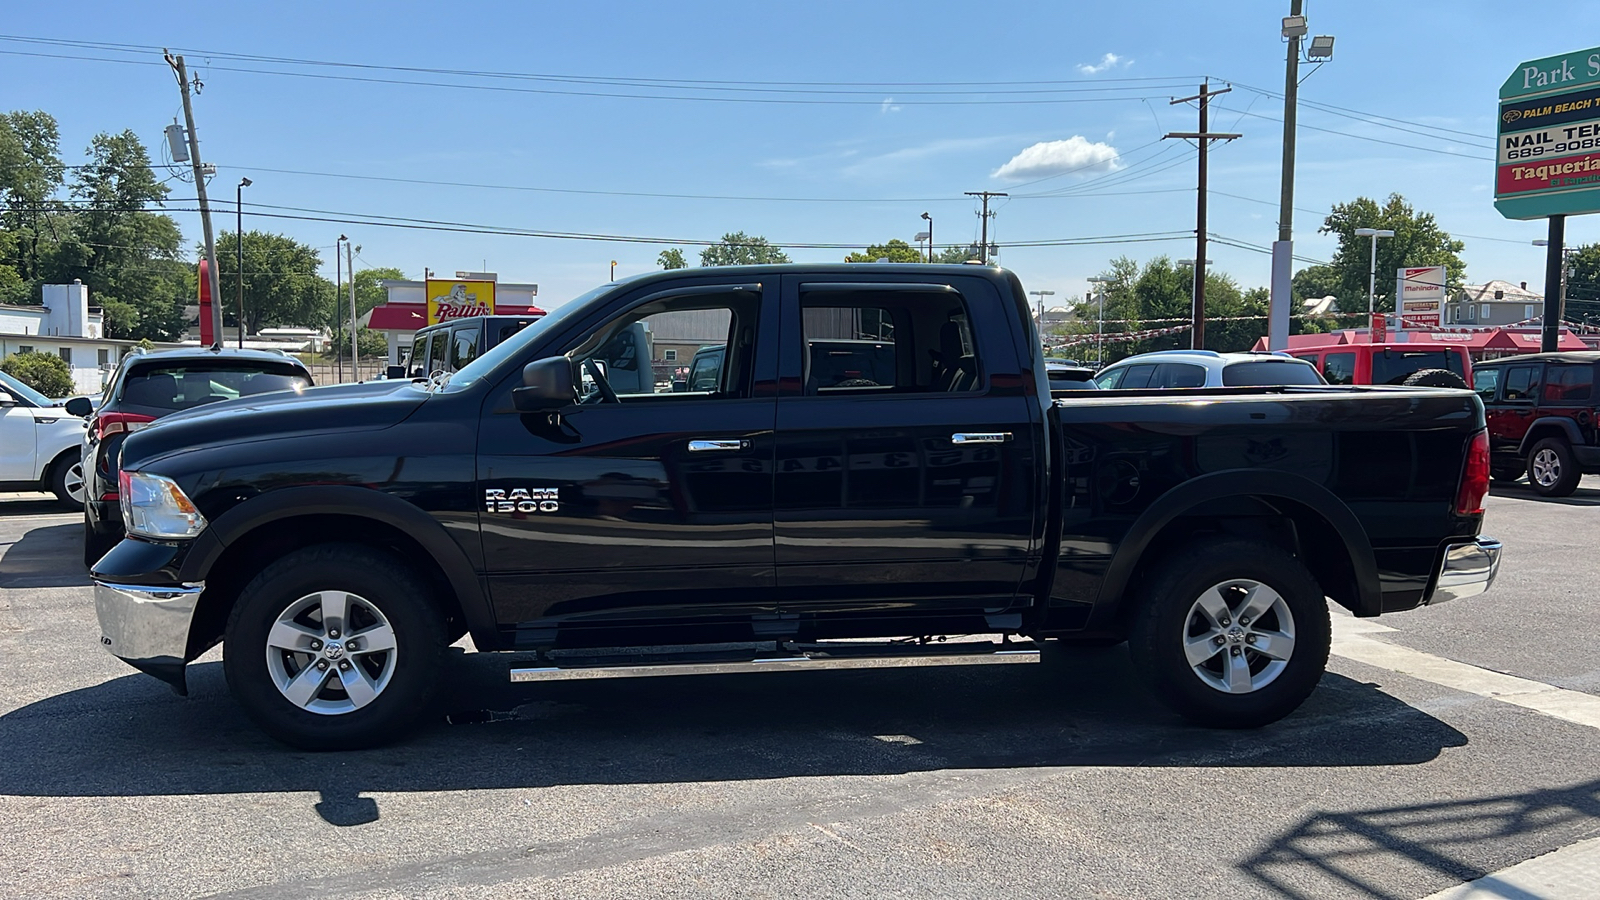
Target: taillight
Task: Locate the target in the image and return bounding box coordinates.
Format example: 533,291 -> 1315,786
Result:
96,411 -> 156,440
1455,430 -> 1490,515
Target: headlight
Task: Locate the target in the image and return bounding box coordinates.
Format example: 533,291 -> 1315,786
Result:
118,471 -> 207,540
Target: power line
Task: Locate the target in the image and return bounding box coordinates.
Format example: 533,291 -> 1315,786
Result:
1210,104 -> 1494,161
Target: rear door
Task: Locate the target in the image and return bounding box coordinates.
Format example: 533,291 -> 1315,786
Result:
771,275 -> 1039,615
476,279 -> 779,629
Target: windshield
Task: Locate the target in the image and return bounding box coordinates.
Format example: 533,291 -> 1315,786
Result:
0,370 -> 58,407
448,283 -> 617,389
120,363 -> 310,411
1222,360 -> 1325,387
1371,349 -> 1465,385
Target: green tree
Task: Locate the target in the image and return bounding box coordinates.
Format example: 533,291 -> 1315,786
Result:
217,230 -> 331,335
0,350 -> 74,397
0,110 -> 65,287
1292,265 -> 1342,304
1563,243 -> 1600,326
936,242 -> 991,264
699,231 -> 790,266
845,239 -> 924,263
338,266 -> 406,318
1318,194 -> 1467,312
657,248 -> 687,270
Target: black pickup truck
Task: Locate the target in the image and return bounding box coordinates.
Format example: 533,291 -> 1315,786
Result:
91,264 -> 1500,749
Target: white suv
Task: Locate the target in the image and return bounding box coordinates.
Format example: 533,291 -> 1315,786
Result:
0,371 -> 88,508
1092,350 -> 1325,390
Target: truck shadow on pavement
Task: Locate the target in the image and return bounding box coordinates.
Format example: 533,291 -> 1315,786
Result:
0,648 -> 1466,826
0,522 -> 91,588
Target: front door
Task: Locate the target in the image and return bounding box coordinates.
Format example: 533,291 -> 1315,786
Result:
771,274 -> 1040,615
476,281 -> 779,631
0,403 -> 37,481
1490,363 -> 1543,469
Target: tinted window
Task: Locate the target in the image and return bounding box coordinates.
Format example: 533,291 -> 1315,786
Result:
1153,363 -> 1206,388
1117,365 -> 1157,389
797,291 -> 978,395
427,333 -> 449,375
1222,361 -> 1324,387
1323,352 -> 1356,386
688,350 -> 723,392
1093,368 -> 1123,390
494,319 -> 538,346
808,340 -> 897,390
120,363 -> 310,411
450,326 -> 480,370
1503,365 -> 1540,401
1371,349 -> 1465,385
1473,367 -> 1500,401
1543,364 -> 1594,403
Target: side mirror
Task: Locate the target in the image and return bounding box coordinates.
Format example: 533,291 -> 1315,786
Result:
512,356 -> 576,412
0,390 -> 14,407
385,365 -> 405,380
672,380 -> 687,393
64,396 -> 93,417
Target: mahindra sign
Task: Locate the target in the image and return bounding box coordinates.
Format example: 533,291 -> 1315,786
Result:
1395,266 -> 1447,329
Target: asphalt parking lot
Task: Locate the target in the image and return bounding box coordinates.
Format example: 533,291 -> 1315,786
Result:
0,480 -> 1597,899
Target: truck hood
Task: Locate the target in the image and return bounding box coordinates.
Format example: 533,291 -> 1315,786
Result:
120,379 -> 431,469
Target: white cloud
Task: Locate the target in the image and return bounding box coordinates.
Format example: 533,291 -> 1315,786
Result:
992,136 -> 1122,181
880,97 -> 902,114
1077,53 -> 1129,76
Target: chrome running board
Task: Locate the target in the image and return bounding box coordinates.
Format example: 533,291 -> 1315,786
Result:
509,640 -> 1040,683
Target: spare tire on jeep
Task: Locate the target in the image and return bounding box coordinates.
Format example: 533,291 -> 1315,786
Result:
1401,368 -> 1469,389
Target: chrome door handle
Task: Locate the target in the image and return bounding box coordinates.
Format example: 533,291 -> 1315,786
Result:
951,432 -> 1012,444
688,439 -> 747,452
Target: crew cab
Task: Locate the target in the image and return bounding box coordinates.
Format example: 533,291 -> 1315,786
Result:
90,265 -> 1501,750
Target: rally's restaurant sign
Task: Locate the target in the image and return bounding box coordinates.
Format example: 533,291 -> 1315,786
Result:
425,279 -> 497,325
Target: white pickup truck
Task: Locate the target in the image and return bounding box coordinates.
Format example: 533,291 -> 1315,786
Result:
0,371 -> 87,508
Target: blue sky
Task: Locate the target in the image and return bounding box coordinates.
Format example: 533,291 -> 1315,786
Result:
3,0 -> 1593,311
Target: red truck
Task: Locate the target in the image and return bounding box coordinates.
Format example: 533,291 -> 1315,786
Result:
1290,342 -> 1471,389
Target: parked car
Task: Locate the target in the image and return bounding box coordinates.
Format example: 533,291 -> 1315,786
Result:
395,315 -> 545,380
1092,350 -> 1326,389
0,370 -> 89,508
92,264 -> 1496,750
72,348 -> 314,565
1473,351 -> 1600,497
1290,343 -> 1471,388
1046,364 -> 1098,393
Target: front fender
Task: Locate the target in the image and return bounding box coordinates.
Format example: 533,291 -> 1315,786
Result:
1091,469 -> 1382,619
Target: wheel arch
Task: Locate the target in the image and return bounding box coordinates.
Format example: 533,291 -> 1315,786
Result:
1091,469 -> 1382,625
41,446 -> 79,484
179,486 -> 497,660
1517,417 -> 1582,455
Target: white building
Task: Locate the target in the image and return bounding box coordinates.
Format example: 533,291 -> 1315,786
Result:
0,282 -> 140,394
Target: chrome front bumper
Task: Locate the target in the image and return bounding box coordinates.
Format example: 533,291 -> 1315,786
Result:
94,580 -> 204,692
1426,537 -> 1502,606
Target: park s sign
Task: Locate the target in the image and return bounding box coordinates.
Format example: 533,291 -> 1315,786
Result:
1496,45 -> 1600,220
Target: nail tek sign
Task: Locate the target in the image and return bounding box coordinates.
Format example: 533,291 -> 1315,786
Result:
1497,46 -> 1600,220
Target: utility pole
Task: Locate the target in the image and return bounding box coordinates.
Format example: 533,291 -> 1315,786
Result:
348,240 -> 358,379
964,191 -> 1007,263
1165,80 -> 1239,350
1269,1 -> 1305,350
165,52 -> 222,349
334,236 -> 345,383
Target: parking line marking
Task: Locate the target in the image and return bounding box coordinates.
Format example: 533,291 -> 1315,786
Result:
1331,618 -> 1600,732
1417,834 -> 1600,899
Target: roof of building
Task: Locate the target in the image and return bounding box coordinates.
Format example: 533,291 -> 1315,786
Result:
1457,280 -> 1542,303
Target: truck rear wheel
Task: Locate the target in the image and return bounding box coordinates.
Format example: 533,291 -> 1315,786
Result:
1129,538 -> 1330,728
223,544 -> 448,750
1527,438 -> 1580,497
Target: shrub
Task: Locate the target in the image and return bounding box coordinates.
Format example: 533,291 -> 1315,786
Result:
0,351 -> 76,398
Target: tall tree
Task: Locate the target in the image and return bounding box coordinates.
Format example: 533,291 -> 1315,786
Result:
1562,243 -> 1600,326
1318,193 -> 1467,311
340,266 -> 406,318
699,231 -> 790,266
0,110 -> 65,287
216,230 -> 330,335
657,248 -> 687,270
845,239 -> 924,263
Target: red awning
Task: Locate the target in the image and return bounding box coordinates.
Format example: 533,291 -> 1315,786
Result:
366,303 -> 547,332
1481,328 -> 1587,351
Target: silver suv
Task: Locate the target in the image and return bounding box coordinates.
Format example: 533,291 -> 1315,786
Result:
1092,350 -> 1325,389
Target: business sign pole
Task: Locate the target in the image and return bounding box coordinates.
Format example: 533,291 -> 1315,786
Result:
1496,45 -> 1600,351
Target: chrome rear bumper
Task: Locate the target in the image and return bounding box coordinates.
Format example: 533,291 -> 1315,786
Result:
1426,537 -> 1501,606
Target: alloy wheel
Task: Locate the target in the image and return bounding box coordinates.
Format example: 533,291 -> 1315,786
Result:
63,463 -> 84,504
1182,579 -> 1297,694
264,590 -> 399,715
1531,448 -> 1562,488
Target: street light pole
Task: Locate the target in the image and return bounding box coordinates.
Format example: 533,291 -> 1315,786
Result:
1088,275 -> 1111,367
235,178 -> 251,349
610,260 -> 618,282
1029,290 -> 1055,337
920,211 -> 933,263
1355,227 -> 1395,324
1269,1 -> 1306,350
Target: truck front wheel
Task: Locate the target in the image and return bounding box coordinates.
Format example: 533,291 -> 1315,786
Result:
1129,538 -> 1330,728
223,544 -> 449,750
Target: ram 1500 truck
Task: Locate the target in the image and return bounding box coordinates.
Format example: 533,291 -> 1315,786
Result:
91,264 -> 1501,750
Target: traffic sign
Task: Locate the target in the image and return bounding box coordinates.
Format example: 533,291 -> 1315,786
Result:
1496,46 -> 1600,220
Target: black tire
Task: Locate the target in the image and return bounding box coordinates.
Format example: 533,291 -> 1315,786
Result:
1129,538 -> 1331,729
48,455 -> 84,510
1401,368 -> 1469,389
223,543 -> 449,750
1526,437 -> 1581,498
83,517 -> 118,569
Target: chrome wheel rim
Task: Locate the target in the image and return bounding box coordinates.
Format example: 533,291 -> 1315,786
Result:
63,463 -> 84,503
1531,449 -> 1561,487
264,590 -> 399,716
1182,579 -> 1296,694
